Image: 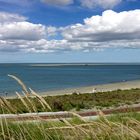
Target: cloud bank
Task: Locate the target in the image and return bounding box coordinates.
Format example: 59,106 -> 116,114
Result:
0,0 -> 134,10
40,0 -> 121,8
80,0 -> 122,9
0,10 -> 140,53
41,0 -> 74,6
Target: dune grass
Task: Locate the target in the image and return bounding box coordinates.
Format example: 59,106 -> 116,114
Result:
1,88 -> 140,114
1,112 -> 140,140
0,75 -> 140,140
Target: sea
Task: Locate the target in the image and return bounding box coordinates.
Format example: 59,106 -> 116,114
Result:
0,63 -> 140,96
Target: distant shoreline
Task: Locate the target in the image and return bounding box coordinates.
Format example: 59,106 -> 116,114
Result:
30,63 -> 140,67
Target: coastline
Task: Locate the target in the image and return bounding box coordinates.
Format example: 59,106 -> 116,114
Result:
40,80 -> 140,97
6,79 -> 140,99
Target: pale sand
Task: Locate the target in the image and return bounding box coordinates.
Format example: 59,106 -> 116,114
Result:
40,80 -> 140,97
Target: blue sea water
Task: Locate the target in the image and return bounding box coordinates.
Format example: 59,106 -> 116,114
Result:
0,63 -> 140,96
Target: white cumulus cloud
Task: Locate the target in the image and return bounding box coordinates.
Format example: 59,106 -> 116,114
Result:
0,12 -> 26,23
0,12 -> 46,41
0,22 -> 46,41
62,10 -> 140,42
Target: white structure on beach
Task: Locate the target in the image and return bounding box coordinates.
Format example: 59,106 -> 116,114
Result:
92,88 -> 97,93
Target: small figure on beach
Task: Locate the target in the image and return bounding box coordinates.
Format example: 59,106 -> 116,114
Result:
5,92 -> 8,97
92,88 -> 97,93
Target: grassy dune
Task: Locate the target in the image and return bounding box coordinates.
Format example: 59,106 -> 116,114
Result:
1,111 -> 140,139
0,75 -> 140,140
1,88 -> 140,114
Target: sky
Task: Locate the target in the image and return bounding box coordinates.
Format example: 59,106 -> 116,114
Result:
0,0 -> 140,63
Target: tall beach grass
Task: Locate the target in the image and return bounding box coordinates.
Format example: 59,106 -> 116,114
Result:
0,75 -> 140,140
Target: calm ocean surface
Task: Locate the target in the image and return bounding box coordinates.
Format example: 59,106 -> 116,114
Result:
0,63 -> 140,96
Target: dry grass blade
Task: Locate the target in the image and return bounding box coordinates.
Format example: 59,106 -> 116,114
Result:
3,117 -> 11,139
29,88 -> 52,111
23,89 -> 46,110
8,74 -> 30,96
48,123 -> 94,130
59,118 -> 72,126
0,119 -> 6,140
0,98 -> 5,107
0,97 -> 16,114
68,112 -> 86,122
58,118 -> 80,139
127,118 -> 140,126
124,125 -> 140,138
98,110 -> 112,127
22,91 -> 37,112
16,92 -> 31,113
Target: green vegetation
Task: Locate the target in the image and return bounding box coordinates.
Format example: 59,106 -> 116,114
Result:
1,88 -> 140,114
0,75 -> 140,140
1,112 -> 140,140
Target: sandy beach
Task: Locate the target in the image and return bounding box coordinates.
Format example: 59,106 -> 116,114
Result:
5,79 -> 140,99
40,80 -> 140,97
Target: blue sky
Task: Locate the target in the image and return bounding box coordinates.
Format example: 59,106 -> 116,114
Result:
0,0 -> 140,63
